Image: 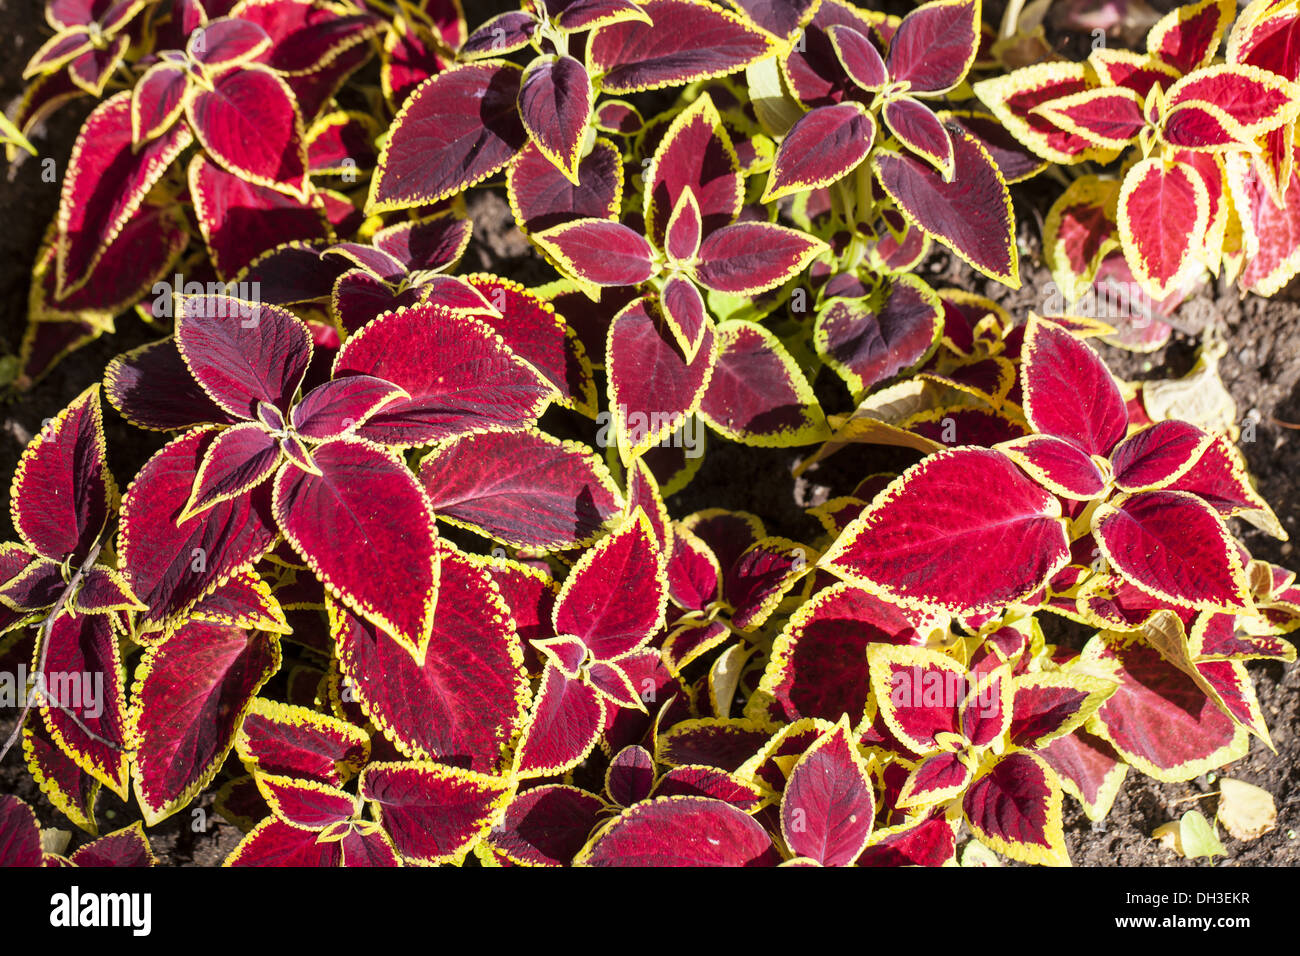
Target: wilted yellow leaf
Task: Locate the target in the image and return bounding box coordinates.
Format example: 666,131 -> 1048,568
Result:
1217,778 -> 1277,842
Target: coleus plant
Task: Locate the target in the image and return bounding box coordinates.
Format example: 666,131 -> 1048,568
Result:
820,313 -> 1273,617
976,0 -> 1300,299
368,0 -> 779,210
3,0 -> 1300,869
758,0 -> 1022,285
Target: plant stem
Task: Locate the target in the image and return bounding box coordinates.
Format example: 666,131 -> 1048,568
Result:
0,534 -> 107,765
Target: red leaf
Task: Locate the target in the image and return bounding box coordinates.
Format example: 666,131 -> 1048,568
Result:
11,385 -> 112,562
56,91 -> 191,296
657,718 -> 771,772
226,817 -> 340,866
235,698 -> 370,786
1095,491 -> 1248,610
1007,675 -> 1111,750
1034,86 -> 1146,149
188,65 -> 309,198
962,752 -> 1067,865
257,774 -> 355,829
660,275 -> 709,363
823,447 -> 1069,614
554,511 -> 665,660
699,320 -> 827,445
883,97 -> 955,177
1038,729 -> 1126,820
1110,420 -> 1211,491
190,17 -> 273,67
274,438 -> 439,656
329,270 -> 420,334
664,189 -> 703,263
181,422 -> 281,520
859,811 -> 956,866
1166,434 -> 1276,520
814,274 -> 941,397
999,434 -> 1107,499
120,429 -> 279,627
1235,149 -> 1300,296
763,103 -> 875,201
644,93 -> 743,246
519,54 -> 592,184
667,527 -> 722,612
70,822 -> 155,866
781,721 -> 875,865
606,297 -> 717,460
0,796 -> 44,867
420,428 -> 621,550
131,63 -> 188,143
1020,315 -> 1128,457
725,536 -> 814,631
330,547 -> 527,773
534,218 -> 658,287
234,240 -> 347,307
176,295 -> 312,419
765,582 -> 928,724
369,61 -> 526,211
130,621 -> 280,825
462,11 -> 536,58
900,752 -> 974,809
653,765 -> 763,809
238,0 -> 379,74
362,761 -> 510,864
514,663 -> 605,777
339,827 -> 401,866
104,338 -> 237,432
1148,0 -> 1234,73
1118,158 -> 1208,297
38,612 -> 130,799
486,784 -> 604,866
554,0 -> 652,32
333,303 -> 555,448
887,0 -> 979,93
290,375 -> 405,441
21,718 -> 99,834
868,644 -> 968,754
532,635 -> 587,679
189,155 -> 328,279
827,25 -> 888,90
693,222 -> 826,295
972,63 -> 1110,163
726,0 -> 817,39
382,18 -> 447,109
1161,104 -> 1242,150
873,126 -> 1019,285
1089,634 -> 1245,780
373,215 -> 471,272
606,745 -> 656,805
587,0 -> 775,94
577,795 -> 778,865
508,137 -> 623,237
942,109 -> 1048,183
784,1 -> 881,105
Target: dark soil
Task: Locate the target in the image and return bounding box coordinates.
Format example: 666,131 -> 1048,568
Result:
2,0 -> 1296,865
